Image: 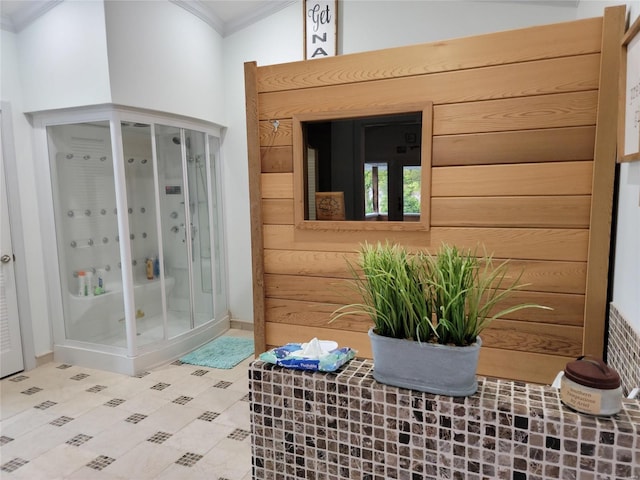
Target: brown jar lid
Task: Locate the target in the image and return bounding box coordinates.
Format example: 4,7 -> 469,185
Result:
564,356 -> 621,390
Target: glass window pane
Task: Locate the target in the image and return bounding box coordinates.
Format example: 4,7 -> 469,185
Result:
403,166 -> 421,217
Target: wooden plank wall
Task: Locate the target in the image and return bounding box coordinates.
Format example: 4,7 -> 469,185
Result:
246,9 -> 624,384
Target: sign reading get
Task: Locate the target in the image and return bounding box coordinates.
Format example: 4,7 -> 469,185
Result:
304,0 -> 337,59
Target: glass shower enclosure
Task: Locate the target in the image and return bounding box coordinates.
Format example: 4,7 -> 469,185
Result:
35,108 -> 228,374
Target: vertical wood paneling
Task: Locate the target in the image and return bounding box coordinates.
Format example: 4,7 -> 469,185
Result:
583,5 -> 625,356
245,62 -> 266,355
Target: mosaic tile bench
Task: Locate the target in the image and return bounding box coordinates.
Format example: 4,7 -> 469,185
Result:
249,359 -> 640,480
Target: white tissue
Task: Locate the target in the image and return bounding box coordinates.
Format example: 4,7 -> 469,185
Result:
551,371 -> 564,389
291,338 -> 338,359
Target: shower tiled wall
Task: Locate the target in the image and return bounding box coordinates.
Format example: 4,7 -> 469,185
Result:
249,360 -> 640,480
608,303 -> 640,397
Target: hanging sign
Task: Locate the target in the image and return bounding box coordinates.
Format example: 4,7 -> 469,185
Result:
304,0 -> 337,60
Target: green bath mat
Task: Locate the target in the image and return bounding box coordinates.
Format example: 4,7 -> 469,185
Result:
180,336 -> 254,369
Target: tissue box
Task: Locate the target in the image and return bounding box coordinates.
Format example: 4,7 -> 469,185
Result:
259,340 -> 356,372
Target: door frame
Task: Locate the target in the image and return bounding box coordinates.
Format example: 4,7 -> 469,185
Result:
1,102 -> 36,371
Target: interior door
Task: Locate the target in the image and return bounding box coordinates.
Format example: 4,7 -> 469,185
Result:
0,113 -> 24,377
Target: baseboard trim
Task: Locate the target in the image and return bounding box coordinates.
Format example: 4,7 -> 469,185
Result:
35,352 -> 54,367
230,319 -> 254,331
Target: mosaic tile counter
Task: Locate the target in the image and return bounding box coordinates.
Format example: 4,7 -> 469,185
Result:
249,359 -> 640,480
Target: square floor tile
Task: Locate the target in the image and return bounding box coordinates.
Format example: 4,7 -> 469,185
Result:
77,420 -> 156,459
197,411 -> 220,422
21,386 -> 43,395
124,413 -> 148,424
34,400 -> 57,410
0,457 -> 28,473
150,382 -> 171,391
0,423 -> 74,461
0,409 -> 58,438
86,455 -> 115,471
163,417 -> 233,455
104,441 -> 182,479
71,405 -> 132,436
104,398 -> 126,407
50,415 -> 74,426
67,433 -> 93,446
202,437 -> 252,480
227,428 -> 250,441
147,431 -> 172,444
21,443 -> 98,478
143,403 -> 202,434
86,385 -> 108,393
175,452 -> 203,467
214,402 -> 250,430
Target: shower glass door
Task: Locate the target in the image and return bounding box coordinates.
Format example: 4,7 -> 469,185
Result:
121,122 -> 164,346
47,121 -> 127,347
155,125 -> 214,337
184,129 -> 214,328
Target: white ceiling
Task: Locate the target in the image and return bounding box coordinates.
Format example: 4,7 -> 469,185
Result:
0,0 -> 296,36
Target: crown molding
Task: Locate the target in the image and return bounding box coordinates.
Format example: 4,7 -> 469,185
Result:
171,0 -> 296,37
224,1 -> 296,37
1,0 -> 63,33
169,0 -> 225,35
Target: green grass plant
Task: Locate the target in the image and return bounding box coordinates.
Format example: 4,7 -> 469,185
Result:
332,242 -> 549,347
331,242 -> 435,341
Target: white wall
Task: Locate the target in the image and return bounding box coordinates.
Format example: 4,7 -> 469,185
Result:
222,3 -> 303,322
611,1 -> 640,331
1,30 -> 51,359
17,0 -> 111,112
574,1 -> 640,333
105,0 -> 225,125
340,0 -> 576,54
222,0 -> 583,322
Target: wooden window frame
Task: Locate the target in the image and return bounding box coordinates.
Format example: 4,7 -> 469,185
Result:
292,102 -> 433,232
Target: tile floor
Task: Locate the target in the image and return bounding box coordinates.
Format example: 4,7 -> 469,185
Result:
0,330 -> 254,480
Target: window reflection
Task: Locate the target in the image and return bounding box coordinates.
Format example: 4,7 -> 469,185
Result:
304,112 -> 422,221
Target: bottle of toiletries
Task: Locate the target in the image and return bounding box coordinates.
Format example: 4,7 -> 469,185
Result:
85,270 -> 93,296
146,257 -> 154,280
153,255 -> 160,278
77,271 -> 85,296
95,268 -> 105,295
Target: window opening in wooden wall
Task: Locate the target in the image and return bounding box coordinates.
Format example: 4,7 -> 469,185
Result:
293,103 -> 432,231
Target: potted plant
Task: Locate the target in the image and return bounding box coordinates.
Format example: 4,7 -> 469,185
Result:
332,242 -> 548,396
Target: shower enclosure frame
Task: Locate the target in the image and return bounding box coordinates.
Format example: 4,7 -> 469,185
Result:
32,105 -> 230,375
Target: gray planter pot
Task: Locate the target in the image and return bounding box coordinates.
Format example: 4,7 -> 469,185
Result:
368,327 -> 482,396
